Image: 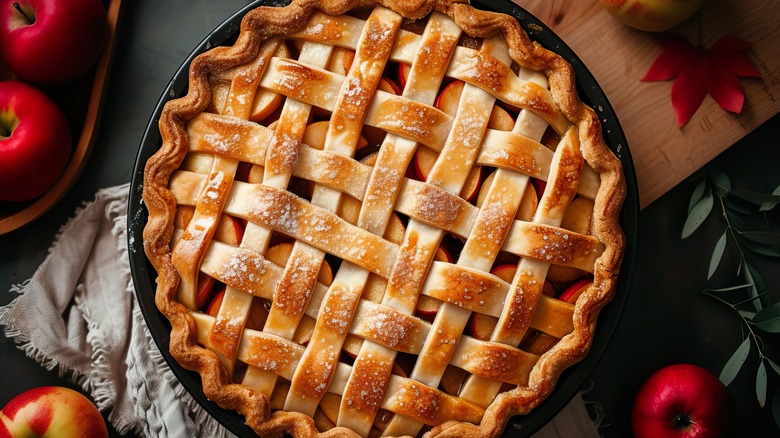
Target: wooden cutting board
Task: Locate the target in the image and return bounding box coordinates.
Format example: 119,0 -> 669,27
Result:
518,0 -> 780,208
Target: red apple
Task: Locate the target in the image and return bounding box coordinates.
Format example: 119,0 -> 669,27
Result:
467,313 -> 497,341
325,46 -> 354,76
246,298 -> 270,330
532,178 -> 546,199
519,330 -> 558,356
632,364 -> 734,438
343,334 -> 362,358
0,55 -> 13,80
0,386 -> 108,438
435,245 -> 453,263
293,316 -> 315,346
433,80 -> 515,131
441,365 -> 467,396
378,76 -> 401,95
206,286 -> 226,317
195,273 -> 217,310
490,263 -> 517,283
489,264 -> 557,297
412,146 -> 481,201
397,63 -> 410,90
558,278 -> 592,303
415,295 -> 441,321
0,0 -> 108,84
215,214 -> 245,246
0,80 -> 71,202
598,0 -> 703,32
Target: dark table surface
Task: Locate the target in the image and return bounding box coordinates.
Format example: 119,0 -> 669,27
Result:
1,1 -> 778,437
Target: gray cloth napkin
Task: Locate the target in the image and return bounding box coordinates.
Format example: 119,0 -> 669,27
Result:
0,183 -> 229,438
0,183 -> 601,438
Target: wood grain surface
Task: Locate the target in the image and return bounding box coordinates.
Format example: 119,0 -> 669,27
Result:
519,0 -> 780,208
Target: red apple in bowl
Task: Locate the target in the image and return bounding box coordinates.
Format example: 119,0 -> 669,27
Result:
598,0 -> 703,32
632,363 -> 734,438
0,80 -> 71,202
0,0 -> 108,84
0,386 -> 108,438
0,55 -> 14,81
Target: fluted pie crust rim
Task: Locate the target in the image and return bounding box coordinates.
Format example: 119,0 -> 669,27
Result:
141,0 -> 627,436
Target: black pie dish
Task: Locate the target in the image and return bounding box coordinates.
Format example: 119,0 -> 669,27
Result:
127,0 -> 639,435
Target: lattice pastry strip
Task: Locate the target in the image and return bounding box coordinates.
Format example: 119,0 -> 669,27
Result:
381,35 -> 535,437
188,307 -> 540,427
336,13 -> 462,435
458,127 -> 585,408
208,39 -> 335,381
288,11 -> 570,134
171,156 -> 238,311
241,41 -> 334,397
189,94 -> 599,199
282,6 -> 405,417
175,231 -> 552,425
143,1 -> 627,436
173,227 -> 567,355
169,201 -> 579,344
207,40 -> 290,375
179,126 -> 606,274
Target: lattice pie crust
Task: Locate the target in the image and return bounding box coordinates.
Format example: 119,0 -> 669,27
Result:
142,0 -> 626,436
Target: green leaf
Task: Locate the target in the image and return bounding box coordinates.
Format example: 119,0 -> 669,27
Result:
710,169 -> 732,194
757,361 -> 767,408
773,391 -> 780,431
743,261 -> 763,312
724,197 -> 754,215
753,318 -> 780,333
725,208 -> 748,230
728,188 -> 780,205
720,337 -> 751,386
738,230 -> 780,245
738,238 -> 780,258
734,291 -> 769,308
689,179 -> 708,214
708,231 -> 728,279
753,302 -> 780,333
768,358 -> 780,376
759,183 -> 780,212
704,284 -> 755,293
733,290 -> 772,308
682,191 -> 713,239
738,310 -> 756,320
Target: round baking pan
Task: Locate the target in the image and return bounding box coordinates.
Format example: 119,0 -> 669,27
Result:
127,0 -> 639,435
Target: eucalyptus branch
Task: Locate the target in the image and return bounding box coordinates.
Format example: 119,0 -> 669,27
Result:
703,289 -> 768,362
683,169 -> 780,426
718,195 -> 748,264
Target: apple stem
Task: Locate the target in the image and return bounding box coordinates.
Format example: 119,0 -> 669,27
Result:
12,2 -> 34,24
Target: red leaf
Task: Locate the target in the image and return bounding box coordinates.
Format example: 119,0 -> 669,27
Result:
643,34 -> 761,127
709,68 -> 745,113
709,35 -> 752,54
707,36 -> 761,78
642,36 -> 699,82
671,56 -> 709,127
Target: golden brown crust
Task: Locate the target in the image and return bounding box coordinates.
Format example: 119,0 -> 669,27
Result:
142,0 -> 626,436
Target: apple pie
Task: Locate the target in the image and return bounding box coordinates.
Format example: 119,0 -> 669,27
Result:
142,0 -> 626,436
